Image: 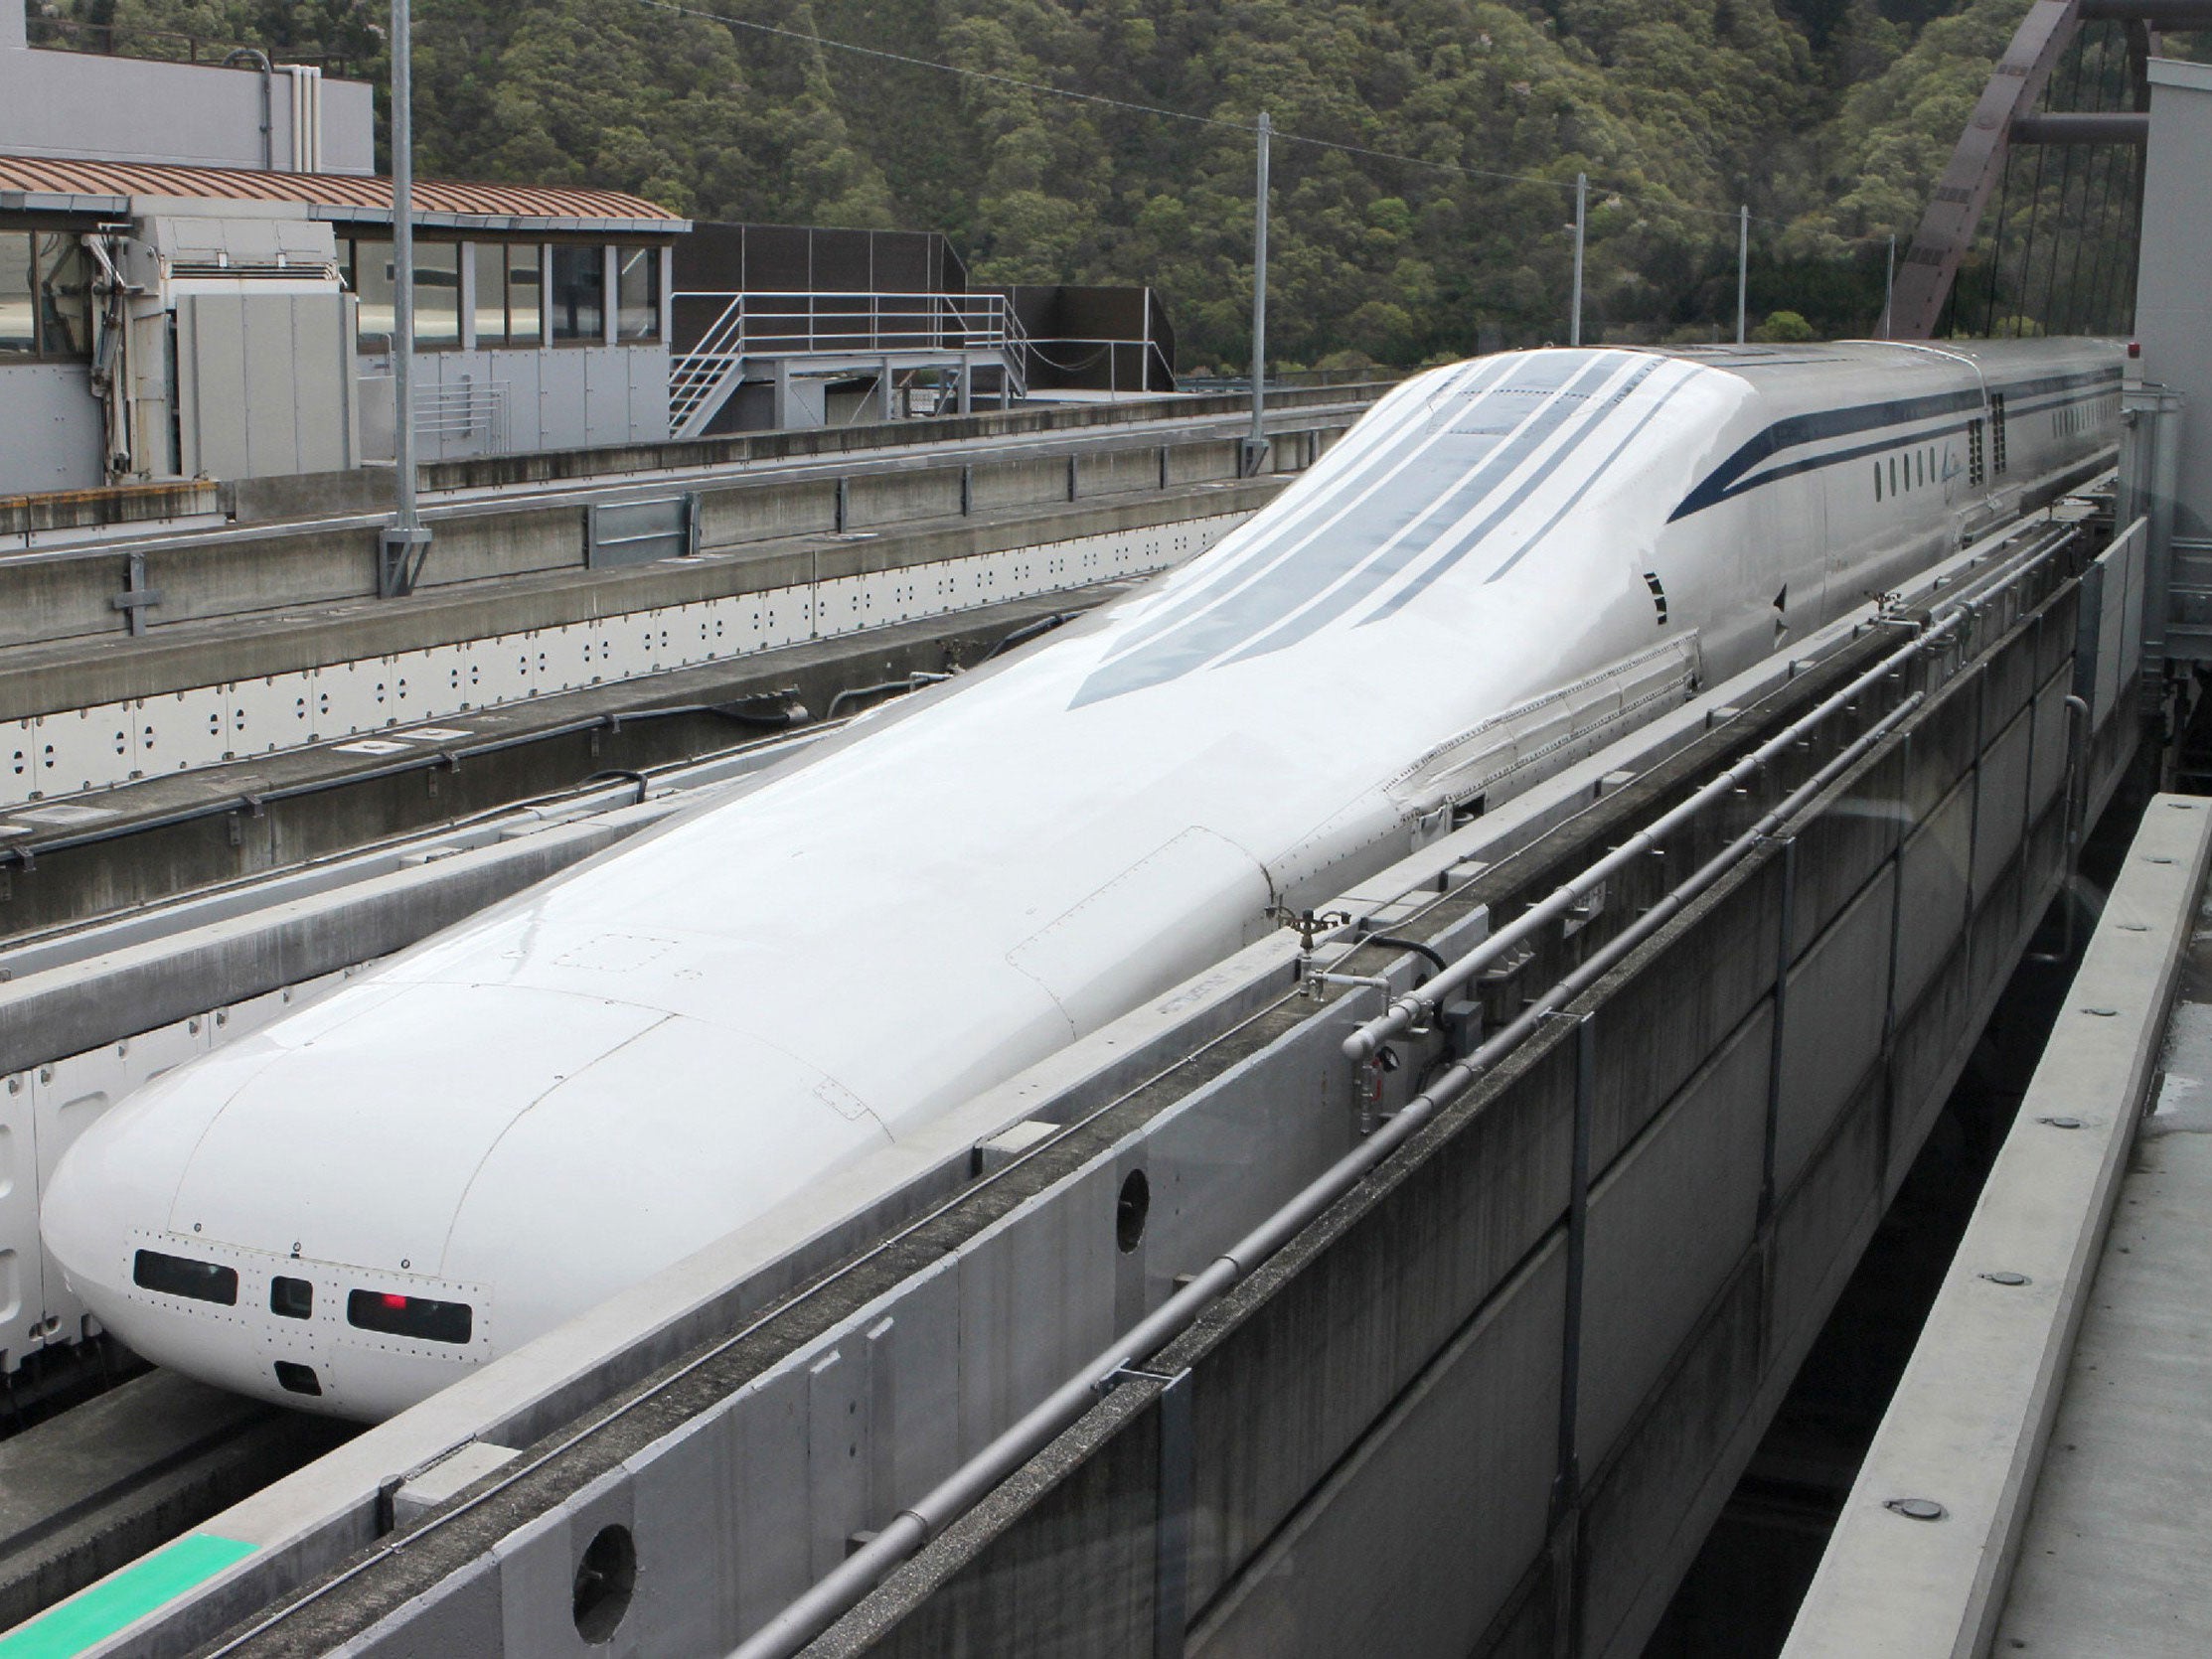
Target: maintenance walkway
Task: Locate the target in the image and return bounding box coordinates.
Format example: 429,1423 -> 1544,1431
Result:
1785,792 -> 2212,1658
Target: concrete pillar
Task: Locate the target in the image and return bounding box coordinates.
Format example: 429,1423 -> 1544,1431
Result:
958,353 -> 972,415
880,357 -> 896,421
2,0 -> 24,51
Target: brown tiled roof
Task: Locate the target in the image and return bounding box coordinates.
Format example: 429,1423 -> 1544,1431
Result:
0,155 -> 684,230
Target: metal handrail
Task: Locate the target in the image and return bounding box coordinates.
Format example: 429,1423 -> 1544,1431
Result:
668,290 -> 1031,436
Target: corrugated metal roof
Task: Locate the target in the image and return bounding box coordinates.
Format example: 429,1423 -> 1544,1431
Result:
0,155 -> 685,231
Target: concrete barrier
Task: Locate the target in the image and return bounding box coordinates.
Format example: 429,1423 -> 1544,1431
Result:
1780,795 -> 2212,1659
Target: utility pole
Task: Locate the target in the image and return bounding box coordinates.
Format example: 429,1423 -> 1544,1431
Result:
1736,204 -> 1749,345
1882,233 -> 1897,340
1569,172 -> 1586,347
1243,110 -> 1271,478
380,0 -> 430,597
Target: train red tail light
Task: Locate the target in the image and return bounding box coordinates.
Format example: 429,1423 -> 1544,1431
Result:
347,1288 -> 473,1344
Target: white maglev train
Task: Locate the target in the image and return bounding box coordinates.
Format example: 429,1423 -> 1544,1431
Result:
43,340 -> 2122,1420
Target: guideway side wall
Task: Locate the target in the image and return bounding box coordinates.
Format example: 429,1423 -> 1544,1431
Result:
818,541 -> 2137,1659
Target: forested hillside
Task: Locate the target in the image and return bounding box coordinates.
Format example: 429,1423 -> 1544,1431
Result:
55,0 -> 2107,364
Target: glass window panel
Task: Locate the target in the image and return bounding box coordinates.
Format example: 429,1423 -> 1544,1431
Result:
472,241 -> 506,347
412,240 -> 460,349
0,234 -> 34,357
35,233 -> 91,359
507,245 -> 542,346
351,236 -> 395,351
615,246 -> 659,342
551,244 -> 604,343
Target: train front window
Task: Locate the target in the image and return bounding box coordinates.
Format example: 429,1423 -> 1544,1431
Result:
134,1250 -> 238,1305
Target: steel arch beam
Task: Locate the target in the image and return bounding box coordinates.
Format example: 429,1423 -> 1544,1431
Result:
1892,1 -> 2085,339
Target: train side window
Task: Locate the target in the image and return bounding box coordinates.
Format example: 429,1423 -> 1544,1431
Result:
1874,463 -> 1882,502
134,1250 -> 238,1305
270,1276 -> 313,1319
348,1288 -> 473,1345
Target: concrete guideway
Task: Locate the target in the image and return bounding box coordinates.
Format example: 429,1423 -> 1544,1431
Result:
0,499 -> 2142,1659
0,393 -> 1371,818
1783,794 -> 2212,1659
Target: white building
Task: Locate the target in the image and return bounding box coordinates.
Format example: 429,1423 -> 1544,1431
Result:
0,2 -> 687,498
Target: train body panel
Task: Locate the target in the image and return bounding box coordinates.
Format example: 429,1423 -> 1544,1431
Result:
41,340 -> 2122,1419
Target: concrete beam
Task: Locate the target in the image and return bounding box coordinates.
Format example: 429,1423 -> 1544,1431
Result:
1782,796 -> 2212,1659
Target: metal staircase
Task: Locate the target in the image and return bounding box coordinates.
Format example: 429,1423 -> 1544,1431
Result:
668,290 -> 1030,439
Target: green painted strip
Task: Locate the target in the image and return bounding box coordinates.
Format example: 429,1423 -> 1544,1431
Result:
0,1533 -> 257,1658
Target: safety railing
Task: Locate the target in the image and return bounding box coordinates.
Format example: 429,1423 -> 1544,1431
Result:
667,290 -> 1030,438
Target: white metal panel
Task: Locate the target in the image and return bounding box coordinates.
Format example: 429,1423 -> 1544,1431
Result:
26,1012 -> 213,1356
0,1070 -> 36,1371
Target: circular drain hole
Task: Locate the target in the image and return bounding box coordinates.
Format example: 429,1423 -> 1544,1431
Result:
573,1524 -> 637,1644
1116,1169 -> 1151,1255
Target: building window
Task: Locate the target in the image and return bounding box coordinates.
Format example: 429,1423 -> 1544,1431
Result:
551,244 -> 604,344
344,236 -> 462,350
348,236 -> 395,351
471,242 -> 544,349
412,241 -> 460,350
509,246 -> 543,345
0,231 -> 92,361
615,245 -> 660,342
0,234 -> 36,356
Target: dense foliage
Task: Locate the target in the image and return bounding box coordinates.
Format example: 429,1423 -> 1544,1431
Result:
51,0 -> 2146,363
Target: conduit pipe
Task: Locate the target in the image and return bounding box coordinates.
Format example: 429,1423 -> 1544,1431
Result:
1343,526 -> 2076,1063
728,674 -> 1930,1659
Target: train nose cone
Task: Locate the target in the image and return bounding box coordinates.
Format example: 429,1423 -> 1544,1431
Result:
40,1042 -> 261,1356
43,980 -> 676,1416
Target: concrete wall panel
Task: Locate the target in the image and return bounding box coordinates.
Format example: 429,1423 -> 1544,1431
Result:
1769,1071 -> 1885,1360
970,456 -> 1071,513
955,1160 -> 1125,1462
1076,447 -> 1159,498
856,1398 -> 1161,1659
1980,627 -> 2039,745
1579,1004 -> 1772,1463
1166,441 -> 1241,486
1578,1257 -> 1766,1657
1900,672 -> 1979,826
2028,668 -> 2072,828
1588,859 -> 1783,1170
847,468 -> 964,528
1775,866 -> 1896,1197
1191,1242 -> 1566,1659
1888,937 -> 1974,1193
1788,744 -> 1908,957
352,1555 -> 505,1657
1183,1024 -> 1579,1609
1895,777 -> 1974,1013
1971,708 -> 2032,907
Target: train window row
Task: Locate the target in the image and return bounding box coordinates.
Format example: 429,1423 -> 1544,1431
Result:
1873,444 -> 1940,503
133,1249 -> 473,1344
